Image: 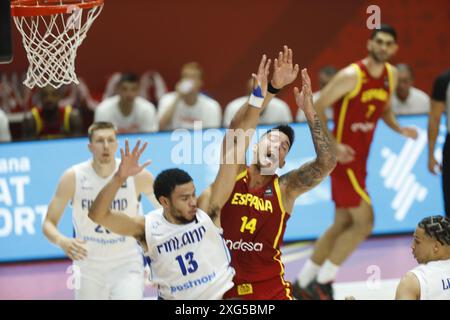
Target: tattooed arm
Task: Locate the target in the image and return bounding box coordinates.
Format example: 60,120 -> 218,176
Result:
280,70 -> 336,211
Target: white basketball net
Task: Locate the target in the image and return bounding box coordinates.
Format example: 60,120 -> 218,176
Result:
13,3 -> 103,89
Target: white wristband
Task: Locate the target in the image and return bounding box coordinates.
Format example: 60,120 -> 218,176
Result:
248,93 -> 264,108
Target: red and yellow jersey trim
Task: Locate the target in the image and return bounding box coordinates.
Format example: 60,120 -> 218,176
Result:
336,64 -> 364,143
346,168 -> 371,205
31,105 -> 72,135
63,105 -> 72,132
31,107 -> 43,135
235,169 -> 247,182
272,177 -> 292,299
385,63 -> 394,96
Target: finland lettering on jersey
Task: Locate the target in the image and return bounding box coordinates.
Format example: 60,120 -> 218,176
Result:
220,169 -> 291,293
72,159 -> 141,261
144,208 -> 235,300
333,60 -> 394,165
410,259 -> 450,300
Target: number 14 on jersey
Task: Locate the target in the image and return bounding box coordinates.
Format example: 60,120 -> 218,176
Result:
240,216 -> 257,234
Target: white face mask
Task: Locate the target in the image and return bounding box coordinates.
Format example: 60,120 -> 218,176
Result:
178,79 -> 195,94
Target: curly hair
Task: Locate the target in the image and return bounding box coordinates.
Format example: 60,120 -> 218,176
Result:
418,215 -> 450,246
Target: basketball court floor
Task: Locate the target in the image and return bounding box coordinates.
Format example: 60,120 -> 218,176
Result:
0,234 -> 416,300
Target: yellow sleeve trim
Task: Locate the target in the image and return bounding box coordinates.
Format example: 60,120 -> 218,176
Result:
336,97 -> 350,143
273,177 -> 286,216
348,63 -> 364,99
335,64 -> 363,143
63,105 -> 72,132
385,63 -> 394,96
235,169 -> 247,182
346,168 -> 371,206
273,177 -> 287,250
31,107 -> 42,135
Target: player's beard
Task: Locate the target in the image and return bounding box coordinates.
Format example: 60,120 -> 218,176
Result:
369,49 -> 389,64
170,203 -> 196,224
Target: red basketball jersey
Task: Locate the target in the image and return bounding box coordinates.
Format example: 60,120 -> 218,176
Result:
31,105 -> 72,138
220,169 -> 291,295
332,60 -> 394,167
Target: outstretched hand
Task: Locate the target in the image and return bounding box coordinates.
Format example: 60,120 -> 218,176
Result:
336,143 -> 356,164
271,45 -> 300,89
117,140 -> 152,180
294,68 -> 314,115
400,127 -> 418,140
428,156 -> 442,175
251,54 -> 271,97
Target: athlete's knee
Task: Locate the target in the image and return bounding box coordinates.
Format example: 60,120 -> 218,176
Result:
353,218 -> 373,238
328,220 -> 351,236
331,211 -> 352,232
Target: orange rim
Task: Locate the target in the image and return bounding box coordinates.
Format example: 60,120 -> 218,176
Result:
11,0 -> 103,17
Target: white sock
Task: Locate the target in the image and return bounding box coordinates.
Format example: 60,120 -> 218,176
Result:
297,259 -> 321,288
316,260 -> 340,284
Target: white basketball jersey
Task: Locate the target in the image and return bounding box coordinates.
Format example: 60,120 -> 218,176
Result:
144,208 -> 235,300
72,160 -> 142,262
410,259 -> 450,300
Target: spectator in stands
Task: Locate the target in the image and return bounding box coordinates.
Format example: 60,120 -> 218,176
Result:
223,77 -> 292,127
94,73 -> 158,133
0,108 -> 11,142
157,62 -> 222,130
61,78 -> 99,133
391,63 -> 430,115
102,71 -> 168,107
22,85 -> 83,140
297,65 -> 336,122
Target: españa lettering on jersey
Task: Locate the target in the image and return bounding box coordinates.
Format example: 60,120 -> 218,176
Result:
220,169 -> 292,299
230,192 -> 273,213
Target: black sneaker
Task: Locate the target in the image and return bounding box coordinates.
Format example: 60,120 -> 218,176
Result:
307,280 -> 334,300
292,280 -> 316,300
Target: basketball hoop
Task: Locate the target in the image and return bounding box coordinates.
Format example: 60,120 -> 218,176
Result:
10,0 -> 104,89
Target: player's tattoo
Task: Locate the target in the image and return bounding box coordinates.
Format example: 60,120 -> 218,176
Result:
281,112 -> 336,192
307,113 -> 334,162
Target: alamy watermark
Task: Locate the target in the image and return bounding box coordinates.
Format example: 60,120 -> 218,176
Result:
170,122 -> 281,175
66,265 -> 81,290
366,5 -> 381,30
366,264 -> 381,290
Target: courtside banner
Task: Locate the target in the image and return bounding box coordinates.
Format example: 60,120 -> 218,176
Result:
0,115 -> 444,262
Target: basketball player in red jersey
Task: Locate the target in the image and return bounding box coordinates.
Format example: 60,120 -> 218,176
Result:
208,48 -> 337,300
293,25 -> 418,300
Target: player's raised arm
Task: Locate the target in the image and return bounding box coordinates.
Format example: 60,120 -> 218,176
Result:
135,169 -> 161,209
88,140 -> 149,240
199,46 -> 300,225
199,54 -> 271,224
280,69 -> 336,204
229,45 -> 299,131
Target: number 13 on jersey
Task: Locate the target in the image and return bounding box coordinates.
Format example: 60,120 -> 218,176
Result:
175,252 -> 198,276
